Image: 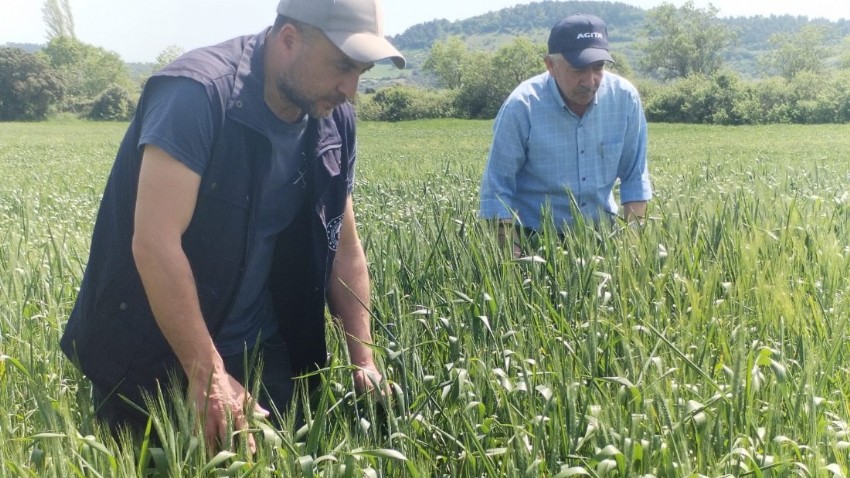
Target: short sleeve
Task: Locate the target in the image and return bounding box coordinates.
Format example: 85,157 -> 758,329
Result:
138,77 -> 218,176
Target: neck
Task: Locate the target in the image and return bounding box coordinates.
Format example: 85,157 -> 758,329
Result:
263,80 -> 304,123
567,101 -> 589,117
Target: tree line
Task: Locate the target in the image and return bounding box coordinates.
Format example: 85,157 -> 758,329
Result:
0,0 -> 181,121
2,1 -> 850,123
359,2 -> 850,124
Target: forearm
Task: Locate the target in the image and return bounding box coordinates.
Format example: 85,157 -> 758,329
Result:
132,239 -> 222,382
327,241 -> 375,368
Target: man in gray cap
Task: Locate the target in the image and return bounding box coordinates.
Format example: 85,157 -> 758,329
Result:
479,14 -> 652,254
61,0 -> 404,450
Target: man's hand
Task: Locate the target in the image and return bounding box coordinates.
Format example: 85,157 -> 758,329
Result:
188,367 -> 269,454
353,365 -> 385,396
622,201 -> 647,224
496,221 -> 522,258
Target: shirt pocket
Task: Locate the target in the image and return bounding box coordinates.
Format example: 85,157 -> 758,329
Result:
596,139 -> 624,181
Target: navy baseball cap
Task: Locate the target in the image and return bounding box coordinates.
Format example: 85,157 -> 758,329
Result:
548,14 -> 614,67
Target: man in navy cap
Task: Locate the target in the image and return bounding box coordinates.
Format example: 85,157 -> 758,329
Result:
479,14 -> 652,254
61,0 -> 404,451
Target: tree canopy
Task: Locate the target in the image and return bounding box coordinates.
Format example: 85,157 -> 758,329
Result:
636,1 -> 735,80
39,36 -> 134,114
423,36 -> 546,119
0,47 -> 63,121
760,24 -> 834,80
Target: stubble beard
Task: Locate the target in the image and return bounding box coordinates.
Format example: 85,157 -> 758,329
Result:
276,55 -> 345,119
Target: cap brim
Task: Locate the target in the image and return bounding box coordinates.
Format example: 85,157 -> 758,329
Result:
563,48 -> 614,68
325,31 -> 406,69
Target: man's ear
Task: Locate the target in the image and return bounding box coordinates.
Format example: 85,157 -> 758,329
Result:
543,54 -> 555,73
275,23 -> 300,55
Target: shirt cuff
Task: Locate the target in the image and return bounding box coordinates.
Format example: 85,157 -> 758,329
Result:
620,182 -> 652,204
479,198 -> 514,220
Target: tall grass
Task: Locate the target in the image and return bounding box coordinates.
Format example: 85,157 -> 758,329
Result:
1,120 -> 849,476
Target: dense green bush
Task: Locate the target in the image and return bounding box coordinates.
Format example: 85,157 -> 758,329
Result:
642,69 -> 850,125
742,76 -> 794,124
356,85 -> 457,121
87,84 -> 136,121
356,71 -> 850,125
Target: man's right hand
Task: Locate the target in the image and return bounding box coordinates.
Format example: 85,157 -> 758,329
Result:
188,366 -> 269,454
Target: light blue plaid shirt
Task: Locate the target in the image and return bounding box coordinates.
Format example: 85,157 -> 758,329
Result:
479,71 -> 652,231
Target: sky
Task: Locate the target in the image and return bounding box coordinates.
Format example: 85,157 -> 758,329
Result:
1,0 -> 849,63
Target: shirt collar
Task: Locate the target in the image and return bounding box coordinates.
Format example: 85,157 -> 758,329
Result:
546,72 -> 600,116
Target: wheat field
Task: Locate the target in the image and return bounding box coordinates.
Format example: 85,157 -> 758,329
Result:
1,119 -> 849,476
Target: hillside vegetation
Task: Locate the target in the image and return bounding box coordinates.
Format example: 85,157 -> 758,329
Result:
382,0 -> 850,81
4,0 -> 850,123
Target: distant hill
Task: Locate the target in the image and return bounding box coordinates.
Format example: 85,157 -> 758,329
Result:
370,0 -> 850,86
2,43 -> 43,54
9,0 -> 849,92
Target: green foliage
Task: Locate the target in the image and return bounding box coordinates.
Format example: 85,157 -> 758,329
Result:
643,71 -> 749,124
451,51 -> 503,119
608,51 -> 635,79
642,68 -> 850,124
423,36 -> 546,119
151,45 -> 185,76
840,36 -> 850,69
87,84 -> 136,121
356,85 -> 456,121
4,120 -> 850,475
636,1 -> 735,80
391,1 -> 647,52
490,37 -> 547,95
760,24 -> 834,80
390,0 -> 849,84
422,36 -> 469,90
38,36 -> 135,115
0,47 -> 63,121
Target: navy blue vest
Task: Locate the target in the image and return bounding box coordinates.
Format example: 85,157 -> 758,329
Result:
60,29 -> 356,399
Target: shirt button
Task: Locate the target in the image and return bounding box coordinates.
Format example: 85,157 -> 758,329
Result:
235,100 -> 243,108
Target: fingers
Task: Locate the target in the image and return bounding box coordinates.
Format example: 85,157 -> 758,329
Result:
353,367 -> 388,396
231,403 -> 256,454
197,396 -> 229,454
191,373 -> 262,454
253,401 -> 270,419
